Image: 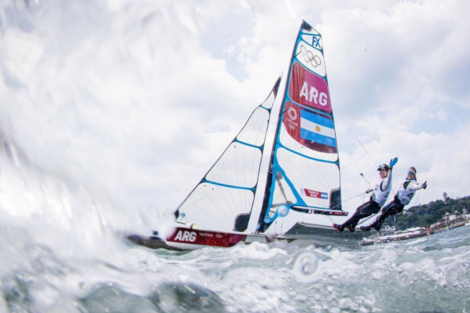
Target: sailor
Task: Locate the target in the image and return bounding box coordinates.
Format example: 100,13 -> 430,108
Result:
360,167 -> 427,232
333,157 -> 397,233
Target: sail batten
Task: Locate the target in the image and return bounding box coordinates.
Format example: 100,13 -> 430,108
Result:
201,180 -> 257,191
277,144 -> 339,164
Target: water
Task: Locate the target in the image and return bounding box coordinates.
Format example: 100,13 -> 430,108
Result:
1,209 -> 470,313
1,140 -> 470,312
1,1 -> 470,312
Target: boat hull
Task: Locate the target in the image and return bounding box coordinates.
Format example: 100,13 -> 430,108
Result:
129,222 -> 369,251
128,227 -> 247,251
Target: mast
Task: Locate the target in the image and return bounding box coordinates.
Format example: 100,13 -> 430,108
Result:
256,21 -> 311,232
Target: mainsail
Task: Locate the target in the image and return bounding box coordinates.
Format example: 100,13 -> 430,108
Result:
174,21 -> 345,237
258,21 -> 344,234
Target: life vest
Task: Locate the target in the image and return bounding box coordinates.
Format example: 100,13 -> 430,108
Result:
372,175 -> 392,207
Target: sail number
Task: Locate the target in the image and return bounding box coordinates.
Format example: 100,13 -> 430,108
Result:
174,230 -> 197,242
299,81 -> 328,106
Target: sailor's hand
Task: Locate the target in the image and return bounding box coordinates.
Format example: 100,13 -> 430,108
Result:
389,157 -> 398,169
422,181 -> 427,189
365,189 -> 373,194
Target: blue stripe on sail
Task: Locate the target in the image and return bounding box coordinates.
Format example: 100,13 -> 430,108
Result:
278,144 -> 338,164
300,110 -> 334,128
300,129 -> 337,147
201,179 -> 256,191
233,138 -> 263,150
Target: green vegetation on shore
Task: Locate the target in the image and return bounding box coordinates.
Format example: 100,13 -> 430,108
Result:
381,194 -> 470,230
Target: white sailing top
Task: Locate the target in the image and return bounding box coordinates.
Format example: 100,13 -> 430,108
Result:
396,181 -> 426,205
372,170 -> 393,207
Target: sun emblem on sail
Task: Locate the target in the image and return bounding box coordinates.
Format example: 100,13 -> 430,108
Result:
315,125 -> 321,132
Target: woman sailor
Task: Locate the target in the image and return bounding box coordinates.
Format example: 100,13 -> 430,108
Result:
360,167 -> 427,232
333,158 -> 397,233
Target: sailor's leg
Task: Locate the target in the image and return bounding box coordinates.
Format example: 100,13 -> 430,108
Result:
370,202 -> 403,231
334,203 -> 367,232
395,204 -> 405,213
343,201 -> 376,232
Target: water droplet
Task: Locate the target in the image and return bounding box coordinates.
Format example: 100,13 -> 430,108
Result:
446,263 -> 463,285
278,205 -> 288,217
397,271 -> 412,287
292,251 -> 318,282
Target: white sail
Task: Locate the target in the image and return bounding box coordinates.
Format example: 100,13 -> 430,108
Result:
175,78 -> 281,232
176,21 -> 345,237
257,21 -> 344,235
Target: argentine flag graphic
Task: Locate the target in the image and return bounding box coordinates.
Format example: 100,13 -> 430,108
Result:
299,110 -> 336,148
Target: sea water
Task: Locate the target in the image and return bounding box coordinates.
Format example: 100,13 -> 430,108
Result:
1,145 -> 469,313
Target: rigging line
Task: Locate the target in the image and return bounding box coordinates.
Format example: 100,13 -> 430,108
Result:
253,107 -> 268,146
337,130 -> 364,176
335,108 -> 376,166
241,142 -> 246,215
202,185 -> 235,221
220,153 -> 240,216
329,191 -> 366,210
240,146 -> 258,212
246,109 -> 266,186
188,190 -> 232,224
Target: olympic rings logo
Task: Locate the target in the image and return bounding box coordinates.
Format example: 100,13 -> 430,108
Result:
299,45 -> 321,68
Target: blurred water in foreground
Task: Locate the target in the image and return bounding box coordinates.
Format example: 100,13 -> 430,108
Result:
1,1 -> 469,312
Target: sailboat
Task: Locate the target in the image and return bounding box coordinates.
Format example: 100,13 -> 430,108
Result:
129,21 -> 368,251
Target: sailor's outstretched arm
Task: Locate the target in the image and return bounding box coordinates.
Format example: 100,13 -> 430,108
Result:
407,181 -> 428,191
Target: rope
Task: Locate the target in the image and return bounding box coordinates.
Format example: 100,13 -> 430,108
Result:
329,191 -> 367,210
335,109 -> 376,166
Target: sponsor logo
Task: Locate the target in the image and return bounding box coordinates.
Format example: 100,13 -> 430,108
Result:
303,188 -> 328,199
174,230 -> 197,242
286,106 -> 299,131
287,107 -> 298,120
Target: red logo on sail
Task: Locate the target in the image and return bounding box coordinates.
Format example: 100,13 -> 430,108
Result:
304,188 -> 328,199
289,62 -> 331,113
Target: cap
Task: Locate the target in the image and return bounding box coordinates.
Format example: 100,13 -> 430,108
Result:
406,167 -> 417,181
377,164 -> 391,171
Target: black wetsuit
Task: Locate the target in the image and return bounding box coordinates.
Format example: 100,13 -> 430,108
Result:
337,197 -> 381,231
366,195 -> 404,231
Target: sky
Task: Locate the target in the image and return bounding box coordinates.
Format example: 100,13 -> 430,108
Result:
1,0 -> 470,216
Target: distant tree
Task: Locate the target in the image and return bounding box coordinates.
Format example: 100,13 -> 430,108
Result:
443,192 -> 449,201
386,194 -> 470,230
